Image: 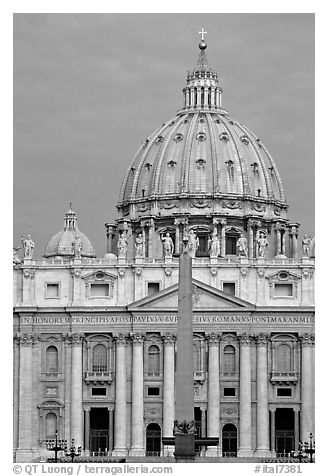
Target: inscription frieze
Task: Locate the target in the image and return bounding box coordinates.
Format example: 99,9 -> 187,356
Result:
20,314 -> 314,326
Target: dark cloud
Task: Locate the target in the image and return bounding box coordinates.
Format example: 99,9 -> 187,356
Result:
14,13 -> 314,257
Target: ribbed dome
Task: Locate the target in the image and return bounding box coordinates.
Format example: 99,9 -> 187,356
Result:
118,38 -> 287,222
44,206 -> 96,258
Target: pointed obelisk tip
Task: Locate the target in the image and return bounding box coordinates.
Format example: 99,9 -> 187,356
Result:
182,236 -> 189,255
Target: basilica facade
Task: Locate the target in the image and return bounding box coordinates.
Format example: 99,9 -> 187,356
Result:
13,35 -> 315,463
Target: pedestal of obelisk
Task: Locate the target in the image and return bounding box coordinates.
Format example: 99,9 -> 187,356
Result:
174,239 -> 195,462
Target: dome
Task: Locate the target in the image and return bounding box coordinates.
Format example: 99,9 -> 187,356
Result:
118,39 -> 287,222
44,206 -> 96,258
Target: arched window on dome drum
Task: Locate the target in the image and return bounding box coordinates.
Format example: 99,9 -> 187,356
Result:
148,345 -> 160,376
45,412 -> 57,439
223,345 -> 236,375
46,346 -> 58,373
195,232 -> 209,257
276,344 -> 292,373
92,344 -> 108,372
225,232 -> 239,255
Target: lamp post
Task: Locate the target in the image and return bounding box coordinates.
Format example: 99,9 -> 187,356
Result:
65,438 -> 82,462
292,433 -> 315,463
45,430 -> 67,463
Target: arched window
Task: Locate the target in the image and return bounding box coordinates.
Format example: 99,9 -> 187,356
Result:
223,345 -> 236,374
46,346 -> 58,373
92,344 -> 108,372
276,344 -> 292,372
45,412 -> 57,439
148,345 -> 160,376
193,344 -> 201,371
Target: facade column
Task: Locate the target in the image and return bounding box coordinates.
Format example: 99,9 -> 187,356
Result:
197,87 -> 201,106
109,409 -> 114,453
294,409 -> 300,451
248,221 -> 254,259
141,225 -> 146,259
238,334 -> 253,457
130,333 -> 145,456
185,88 -> 190,107
281,229 -> 286,255
13,336 -> 20,455
71,333 -> 84,448
255,335 -> 271,456
16,333 -> 35,462
112,334 -> 128,457
290,226 -> 298,259
204,87 -> 208,107
148,219 -> 154,260
270,409 -> 275,453
163,333 -> 175,457
105,224 -> 115,253
216,89 -> 219,107
220,219 -> 227,257
206,333 -> 221,457
300,334 -> 314,441
275,224 -> 281,255
210,87 -> 215,107
84,409 -> 90,452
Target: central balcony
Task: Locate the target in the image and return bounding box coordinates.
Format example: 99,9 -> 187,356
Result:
85,371 -> 113,385
270,371 -> 299,385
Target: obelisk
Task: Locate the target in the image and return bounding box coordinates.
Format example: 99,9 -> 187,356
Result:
174,238 -> 195,462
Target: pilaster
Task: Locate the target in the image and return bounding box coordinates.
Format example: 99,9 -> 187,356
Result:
206,333 -> 221,457
300,334 -> 314,440
112,334 -> 129,458
129,333 -> 145,456
162,333 -> 176,457
238,333 -> 253,457
255,334 -> 271,457
70,333 -> 84,448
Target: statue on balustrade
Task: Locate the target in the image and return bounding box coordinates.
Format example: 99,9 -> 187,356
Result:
208,230 -> 220,257
257,232 -> 268,258
236,233 -> 248,257
117,231 -> 129,259
21,234 -> 35,259
161,232 -> 174,258
187,229 -> 199,258
135,233 -> 144,258
302,234 -> 311,257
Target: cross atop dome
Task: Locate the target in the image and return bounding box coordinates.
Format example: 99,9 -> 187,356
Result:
199,28 -> 207,41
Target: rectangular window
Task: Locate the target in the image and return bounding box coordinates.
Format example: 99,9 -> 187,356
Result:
223,387 -> 236,397
46,283 -> 60,298
90,283 -> 110,297
148,282 -> 160,296
92,387 -> 107,396
147,387 -> 160,396
274,283 -> 293,297
277,387 -> 292,397
223,282 -> 236,296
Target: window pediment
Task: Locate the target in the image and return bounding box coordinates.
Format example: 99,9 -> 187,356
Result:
265,270 -> 301,283
81,270 -> 117,283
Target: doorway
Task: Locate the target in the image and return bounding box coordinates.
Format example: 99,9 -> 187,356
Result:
222,423 -> 237,457
275,408 -> 295,454
90,408 -> 109,453
146,423 -> 161,456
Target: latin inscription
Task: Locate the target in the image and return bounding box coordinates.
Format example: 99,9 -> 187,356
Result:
20,314 -> 314,325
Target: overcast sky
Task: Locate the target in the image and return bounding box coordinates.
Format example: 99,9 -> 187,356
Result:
13,13 -> 314,258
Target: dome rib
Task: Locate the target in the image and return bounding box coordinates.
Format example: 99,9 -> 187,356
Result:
153,115 -> 186,195
206,113 -> 220,194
